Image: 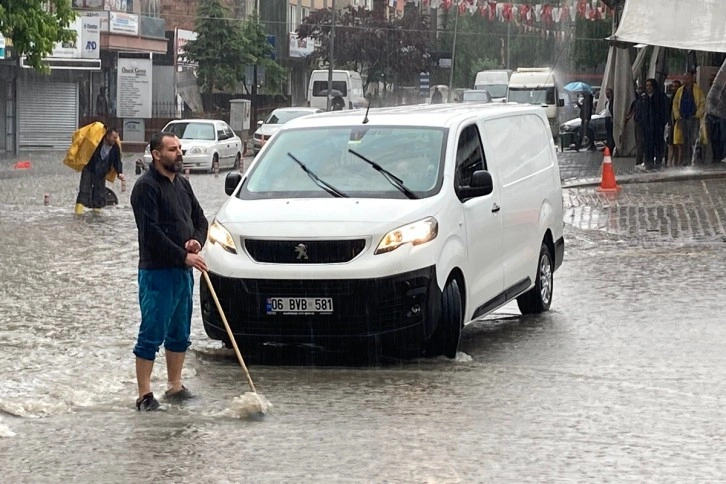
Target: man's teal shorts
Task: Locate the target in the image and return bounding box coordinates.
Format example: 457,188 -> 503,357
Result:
133,268 -> 194,361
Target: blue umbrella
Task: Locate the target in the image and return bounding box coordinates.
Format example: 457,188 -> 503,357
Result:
564,81 -> 592,93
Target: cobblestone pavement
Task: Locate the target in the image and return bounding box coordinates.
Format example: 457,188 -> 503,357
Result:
564,179 -> 726,245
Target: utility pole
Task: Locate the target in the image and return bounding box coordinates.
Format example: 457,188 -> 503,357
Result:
326,0 -> 336,111
507,22 -> 512,69
447,5 -> 459,102
252,0 -> 260,128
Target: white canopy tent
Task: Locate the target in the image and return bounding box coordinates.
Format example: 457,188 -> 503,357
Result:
600,0 -> 726,154
610,0 -> 726,53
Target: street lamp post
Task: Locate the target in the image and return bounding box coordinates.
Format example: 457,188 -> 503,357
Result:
326,0 -> 336,111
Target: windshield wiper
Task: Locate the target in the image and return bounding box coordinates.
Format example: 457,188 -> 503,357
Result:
287,153 -> 349,198
347,149 -> 418,200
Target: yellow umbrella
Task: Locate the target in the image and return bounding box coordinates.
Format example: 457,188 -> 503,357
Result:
63,122 -> 123,183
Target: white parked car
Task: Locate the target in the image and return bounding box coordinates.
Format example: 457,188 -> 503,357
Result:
143,119 -> 242,172
201,104 -> 565,358
252,107 -> 323,154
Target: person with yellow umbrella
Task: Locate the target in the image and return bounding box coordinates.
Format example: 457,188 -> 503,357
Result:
64,122 -> 125,214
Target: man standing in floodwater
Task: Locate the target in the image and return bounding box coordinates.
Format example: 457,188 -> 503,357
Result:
130,131 -> 208,411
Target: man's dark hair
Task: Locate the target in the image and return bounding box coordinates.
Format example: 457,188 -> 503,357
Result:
106,126 -> 118,135
149,131 -> 177,153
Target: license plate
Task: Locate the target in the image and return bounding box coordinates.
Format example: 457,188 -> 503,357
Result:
265,297 -> 334,315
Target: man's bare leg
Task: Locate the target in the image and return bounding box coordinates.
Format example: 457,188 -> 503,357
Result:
136,357 -> 154,399
165,350 -> 186,393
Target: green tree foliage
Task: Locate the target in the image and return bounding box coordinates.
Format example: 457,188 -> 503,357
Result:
0,0 -> 77,71
437,11 -> 556,88
296,6 -> 432,89
183,0 -> 248,95
573,18 -> 610,69
183,4 -> 286,101
240,14 -> 286,93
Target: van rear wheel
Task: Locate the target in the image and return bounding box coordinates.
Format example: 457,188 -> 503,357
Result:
425,278 -> 463,358
517,243 -> 553,314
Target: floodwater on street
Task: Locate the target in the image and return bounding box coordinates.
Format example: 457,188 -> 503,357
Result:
1,154 -> 726,481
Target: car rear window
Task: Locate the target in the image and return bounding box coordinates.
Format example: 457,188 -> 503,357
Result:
165,122 -> 216,140
312,81 -> 348,97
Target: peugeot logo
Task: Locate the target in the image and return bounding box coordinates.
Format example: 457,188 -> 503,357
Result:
294,243 -> 309,260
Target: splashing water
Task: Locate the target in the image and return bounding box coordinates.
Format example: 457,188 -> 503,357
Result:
224,392 -> 272,419
455,352 -> 473,363
0,418 -> 15,438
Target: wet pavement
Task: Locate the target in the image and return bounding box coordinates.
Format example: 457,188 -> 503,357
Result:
2,152 -> 726,481
566,179 -> 726,244
558,149 -> 726,188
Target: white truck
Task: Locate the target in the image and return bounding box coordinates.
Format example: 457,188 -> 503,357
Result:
507,68 -> 564,137
307,70 -> 366,111
473,70 -> 511,102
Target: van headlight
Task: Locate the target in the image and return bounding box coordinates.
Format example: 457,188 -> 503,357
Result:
375,217 -> 438,255
208,220 -> 237,254
188,146 -> 207,155
144,144 -> 150,154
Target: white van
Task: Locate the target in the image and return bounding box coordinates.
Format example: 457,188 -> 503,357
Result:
202,104 -> 565,358
307,69 -> 366,111
507,68 -> 565,136
474,70 -> 511,101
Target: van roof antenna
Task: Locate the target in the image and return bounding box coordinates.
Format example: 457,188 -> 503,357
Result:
362,94 -> 372,124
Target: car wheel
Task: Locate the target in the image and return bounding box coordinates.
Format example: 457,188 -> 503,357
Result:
233,152 -> 241,170
425,278 -> 463,358
517,243 -> 554,315
573,130 -> 582,151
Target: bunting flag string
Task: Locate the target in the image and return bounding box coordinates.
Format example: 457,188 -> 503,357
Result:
420,0 -> 612,23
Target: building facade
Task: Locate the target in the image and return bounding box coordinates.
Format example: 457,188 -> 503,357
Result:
0,1 -> 167,153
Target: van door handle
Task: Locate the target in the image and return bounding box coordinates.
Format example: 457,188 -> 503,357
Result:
491,203 -> 501,213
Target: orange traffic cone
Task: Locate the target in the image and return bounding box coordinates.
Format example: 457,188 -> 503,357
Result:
596,147 -> 620,192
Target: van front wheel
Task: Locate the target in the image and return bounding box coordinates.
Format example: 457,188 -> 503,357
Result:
425,278 -> 463,358
517,243 -> 553,315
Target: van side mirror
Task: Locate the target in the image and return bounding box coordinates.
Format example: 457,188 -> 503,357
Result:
225,172 -> 242,196
458,170 -> 493,199
257,120 -> 264,128
557,98 -> 565,107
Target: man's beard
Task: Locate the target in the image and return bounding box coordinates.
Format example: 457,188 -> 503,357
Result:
162,155 -> 183,173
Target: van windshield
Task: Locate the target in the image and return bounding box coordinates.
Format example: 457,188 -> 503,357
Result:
312,81 -> 348,97
238,126 -> 447,200
508,87 -> 556,105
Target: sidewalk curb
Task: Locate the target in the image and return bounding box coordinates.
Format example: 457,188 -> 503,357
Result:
562,169 -> 726,189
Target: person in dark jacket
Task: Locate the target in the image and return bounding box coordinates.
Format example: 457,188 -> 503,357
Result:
635,78 -> 669,170
130,131 -> 209,411
431,87 -> 443,104
74,126 -> 124,214
603,88 -> 615,154
577,91 -> 595,151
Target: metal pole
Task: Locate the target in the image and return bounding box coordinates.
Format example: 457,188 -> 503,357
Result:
507,22 -> 512,69
447,5 -> 459,102
326,0 -> 336,111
